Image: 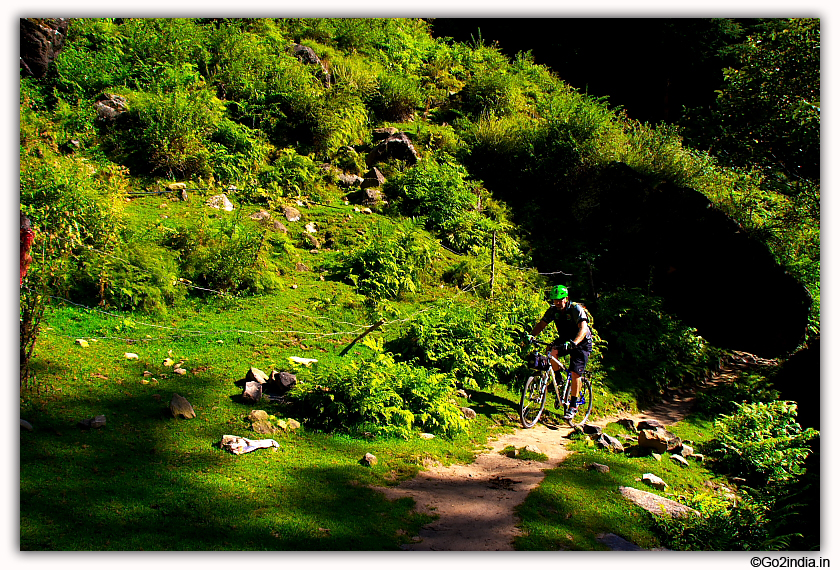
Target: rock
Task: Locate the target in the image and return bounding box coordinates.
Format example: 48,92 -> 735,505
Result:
596,532 -> 643,551
360,452 -> 378,467
169,394 -> 196,419
637,419 -> 664,431
691,453 -> 706,462
251,419 -> 275,434
419,433 -> 435,439
677,443 -> 695,457
246,367 -> 269,384
78,415 -> 106,429
595,433 -> 625,453
619,486 -> 698,517
20,18 -> 69,78
242,381 -> 263,403
163,358 -> 175,367
582,424 -> 602,435
250,209 -> 272,220
651,453 -> 662,462
523,444 -> 542,455
282,206 -> 301,222
21,419 -> 34,431
75,339 -> 89,348
461,407 -> 477,420
361,167 -> 386,189
456,389 -> 468,399
670,454 -> 690,468
638,429 -> 669,453
206,194 -> 234,211
337,173 -> 363,188
93,93 -> 129,125
287,419 -> 301,430
173,367 -> 187,375
249,410 -> 269,422
305,222 -> 317,234
366,132 -> 419,166
167,182 -> 187,191
372,127 -> 399,141
269,370 -> 297,394
616,418 -> 637,432
271,220 -> 288,233
589,463 -> 610,473
642,473 -> 667,491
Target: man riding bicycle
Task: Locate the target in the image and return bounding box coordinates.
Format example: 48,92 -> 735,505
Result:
529,285 -> 593,420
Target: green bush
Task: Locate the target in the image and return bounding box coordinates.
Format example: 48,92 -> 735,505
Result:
390,289 -> 545,389
708,400 -> 818,485
694,372 -> 780,417
253,148 -> 320,205
339,222 -> 437,302
284,343 -> 466,438
165,214 -> 281,295
369,72 -> 423,122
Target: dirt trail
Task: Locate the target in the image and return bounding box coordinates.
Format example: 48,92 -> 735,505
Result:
377,353 -> 763,550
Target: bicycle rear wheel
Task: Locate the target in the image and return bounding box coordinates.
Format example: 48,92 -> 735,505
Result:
520,374 -> 548,428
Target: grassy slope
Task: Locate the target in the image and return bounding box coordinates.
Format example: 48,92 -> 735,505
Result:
21,187 -> 730,551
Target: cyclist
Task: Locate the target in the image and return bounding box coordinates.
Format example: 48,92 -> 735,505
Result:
529,285 -> 593,420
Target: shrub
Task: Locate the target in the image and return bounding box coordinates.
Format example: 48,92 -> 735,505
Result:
708,400 -> 818,485
369,72 -> 423,122
339,222 -> 437,302
165,213 -> 281,295
121,66 -> 225,178
390,289 -> 545,389
253,148 -> 320,205
284,341 -> 466,438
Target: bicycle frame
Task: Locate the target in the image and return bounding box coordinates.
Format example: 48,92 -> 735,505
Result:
536,341 -> 576,412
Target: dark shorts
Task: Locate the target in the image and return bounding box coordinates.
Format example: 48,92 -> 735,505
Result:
553,337 -> 592,376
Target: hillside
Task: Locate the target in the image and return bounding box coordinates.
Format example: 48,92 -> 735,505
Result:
19,17 -> 819,551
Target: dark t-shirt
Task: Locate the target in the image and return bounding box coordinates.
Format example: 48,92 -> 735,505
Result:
540,302 -> 592,343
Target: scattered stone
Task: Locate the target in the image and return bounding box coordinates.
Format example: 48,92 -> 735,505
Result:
461,407 -> 477,420
361,453 -> 378,467
616,418 -> 638,432
249,410 -> 269,422
282,206 -> 301,222
637,419 -> 664,431
638,429 -> 669,453
589,463 -> 610,473
456,389 -> 468,399
642,473 -> 667,490
523,444 -> 542,455
167,182 -> 187,191
21,419 -> 34,431
691,453 -> 706,462
271,220 -> 288,233
419,433 -> 435,440
246,367 -> 269,384
337,172 -> 363,188
78,415 -> 106,429
242,381 -> 263,403
652,453 -> 662,462
250,209 -> 272,220
366,132 -> 419,165
305,222 -> 317,234
93,93 -> 128,125
596,532 -> 644,551
670,454 -> 690,468
269,370 -> 297,394
173,367 -> 187,375
619,486 -> 698,517
361,207 -> 373,215
169,394 -> 196,419
206,194 -> 234,211
677,443 -> 695,457
595,433 -> 625,453
582,424 -> 602,435
287,419 -> 301,430
75,339 -> 89,348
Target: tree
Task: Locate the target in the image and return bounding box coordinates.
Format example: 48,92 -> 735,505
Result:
683,18 -> 820,188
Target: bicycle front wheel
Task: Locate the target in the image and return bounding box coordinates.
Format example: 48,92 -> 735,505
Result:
520,374 -> 548,428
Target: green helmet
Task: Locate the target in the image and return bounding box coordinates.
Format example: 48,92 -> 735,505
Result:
548,285 -> 568,300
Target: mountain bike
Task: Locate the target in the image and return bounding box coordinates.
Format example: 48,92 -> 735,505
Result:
520,339 -> 593,428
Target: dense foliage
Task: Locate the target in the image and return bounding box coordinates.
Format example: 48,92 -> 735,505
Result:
20,17 -> 819,550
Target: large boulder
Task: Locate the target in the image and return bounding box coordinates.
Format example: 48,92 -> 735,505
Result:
94,93 -> 129,125
20,18 -> 69,78
365,132 -> 418,166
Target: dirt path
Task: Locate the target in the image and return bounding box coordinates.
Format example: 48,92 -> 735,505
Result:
377,353 -> 763,550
